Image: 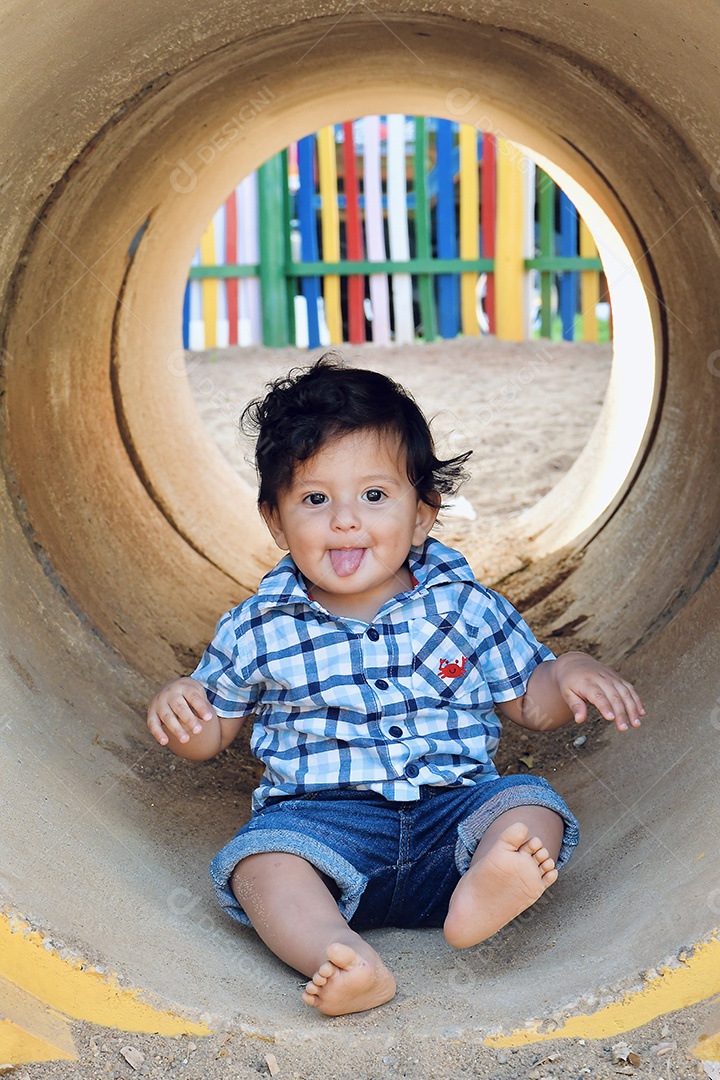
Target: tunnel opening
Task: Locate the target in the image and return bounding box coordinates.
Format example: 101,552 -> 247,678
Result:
176,112 -> 655,600
2,38 -> 666,678
1,7 -> 719,1046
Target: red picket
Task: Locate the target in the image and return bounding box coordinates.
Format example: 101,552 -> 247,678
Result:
342,121 -> 366,344
225,190 -> 238,345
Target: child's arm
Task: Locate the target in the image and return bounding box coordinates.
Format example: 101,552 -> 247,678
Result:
147,677 -> 245,761
498,652 -> 645,734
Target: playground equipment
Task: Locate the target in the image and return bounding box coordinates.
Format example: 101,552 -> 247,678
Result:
184,117 -> 608,350
1,0 -> 720,1066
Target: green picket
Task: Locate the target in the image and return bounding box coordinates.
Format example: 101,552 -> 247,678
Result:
413,118 -> 438,342
258,153 -> 291,346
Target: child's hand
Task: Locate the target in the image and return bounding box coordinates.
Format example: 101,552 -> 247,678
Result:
554,652 -> 645,733
147,677 -> 217,746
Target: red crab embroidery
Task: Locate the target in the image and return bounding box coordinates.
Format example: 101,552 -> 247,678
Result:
438,657 -> 468,679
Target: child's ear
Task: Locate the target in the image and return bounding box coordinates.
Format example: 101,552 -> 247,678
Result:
412,496 -> 439,546
260,503 -> 289,550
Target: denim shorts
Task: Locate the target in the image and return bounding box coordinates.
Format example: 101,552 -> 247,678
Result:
209,775 -> 579,931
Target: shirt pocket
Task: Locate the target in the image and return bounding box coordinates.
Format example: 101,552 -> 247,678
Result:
408,613 -> 492,709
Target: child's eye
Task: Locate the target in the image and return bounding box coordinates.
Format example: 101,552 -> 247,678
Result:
304,492 -> 327,506
363,489 -> 386,503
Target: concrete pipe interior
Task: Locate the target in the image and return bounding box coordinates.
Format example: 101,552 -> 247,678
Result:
2,0 -> 720,1043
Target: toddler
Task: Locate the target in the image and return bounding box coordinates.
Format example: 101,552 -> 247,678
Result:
147,356 -> 644,1016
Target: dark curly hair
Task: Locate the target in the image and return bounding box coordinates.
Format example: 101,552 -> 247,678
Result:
240,354 -> 472,511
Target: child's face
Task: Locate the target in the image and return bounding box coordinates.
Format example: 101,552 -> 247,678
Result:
262,429 -> 437,618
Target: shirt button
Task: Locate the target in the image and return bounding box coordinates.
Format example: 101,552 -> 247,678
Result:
388,725 -> 403,738
366,627 -> 380,641
406,763 -> 420,777
375,678 -> 389,690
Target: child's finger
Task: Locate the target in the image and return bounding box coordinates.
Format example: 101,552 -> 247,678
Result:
164,687 -> 213,729
186,687 -> 215,722
147,710 -> 170,746
159,705 -> 194,742
564,689 -> 587,724
149,696 -> 199,743
591,682 -> 638,731
165,692 -> 207,734
600,678 -> 646,730
614,680 -> 644,727
584,685 -> 620,724
625,680 -> 646,719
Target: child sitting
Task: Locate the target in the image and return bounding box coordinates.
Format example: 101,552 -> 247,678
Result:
147,356 -> 644,1017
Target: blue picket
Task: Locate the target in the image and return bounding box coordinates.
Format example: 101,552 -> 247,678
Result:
182,281 -> 190,349
559,190 -> 578,341
435,119 -> 460,339
297,135 -> 322,349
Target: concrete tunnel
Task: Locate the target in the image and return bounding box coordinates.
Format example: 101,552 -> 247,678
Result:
2,0 -> 720,1062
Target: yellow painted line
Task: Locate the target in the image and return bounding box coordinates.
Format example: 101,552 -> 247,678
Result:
695,1029 -> 720,1061
693,995 -> 720,1061
0,912 -> 210,1065
486,933 -> 720,1049
0,1017 -> 75,1066
458,124 -> 479,337
494,139 -> 525,342
317,125 -> 342,344
0,974 -> 76,1064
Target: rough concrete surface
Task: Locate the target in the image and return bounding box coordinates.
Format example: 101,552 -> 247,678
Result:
1,0 -> 720,1073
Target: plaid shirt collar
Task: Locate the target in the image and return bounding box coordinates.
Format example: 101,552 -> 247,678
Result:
254,536 -> 475,614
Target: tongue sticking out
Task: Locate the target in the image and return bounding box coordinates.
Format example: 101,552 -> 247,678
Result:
329,548 -> 366,577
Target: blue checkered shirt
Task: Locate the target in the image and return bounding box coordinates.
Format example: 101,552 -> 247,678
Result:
192,537 -> 554,811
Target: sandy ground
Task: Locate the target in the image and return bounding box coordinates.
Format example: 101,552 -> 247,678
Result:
186,336 -> 610,530
17,339 -> 720,1079
15,1005 -> 719,1080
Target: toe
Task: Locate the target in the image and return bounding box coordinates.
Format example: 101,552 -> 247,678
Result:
543,868 -> 559,886
500,822 -> 530,850
538,856 -> 555,872
325,942 -> 359,970
317,961 -> 336,979
520,835 -> 545,857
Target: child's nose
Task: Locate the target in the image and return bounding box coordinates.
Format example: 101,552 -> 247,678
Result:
331,501 -> 361,530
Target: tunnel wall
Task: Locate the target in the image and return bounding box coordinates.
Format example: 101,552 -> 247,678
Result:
1,0 -> 720,1044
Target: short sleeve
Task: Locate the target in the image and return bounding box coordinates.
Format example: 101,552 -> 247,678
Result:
476,588 -> 555,702
191,609 -> 260,719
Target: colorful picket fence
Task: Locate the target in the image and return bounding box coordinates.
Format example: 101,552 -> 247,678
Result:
184,117 -> 608,351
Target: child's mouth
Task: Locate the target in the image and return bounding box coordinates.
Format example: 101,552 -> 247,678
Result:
329,548 -> 366,577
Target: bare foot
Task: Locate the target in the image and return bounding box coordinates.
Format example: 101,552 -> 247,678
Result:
444,821 -> 558,949
301,942 -> 397,1016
